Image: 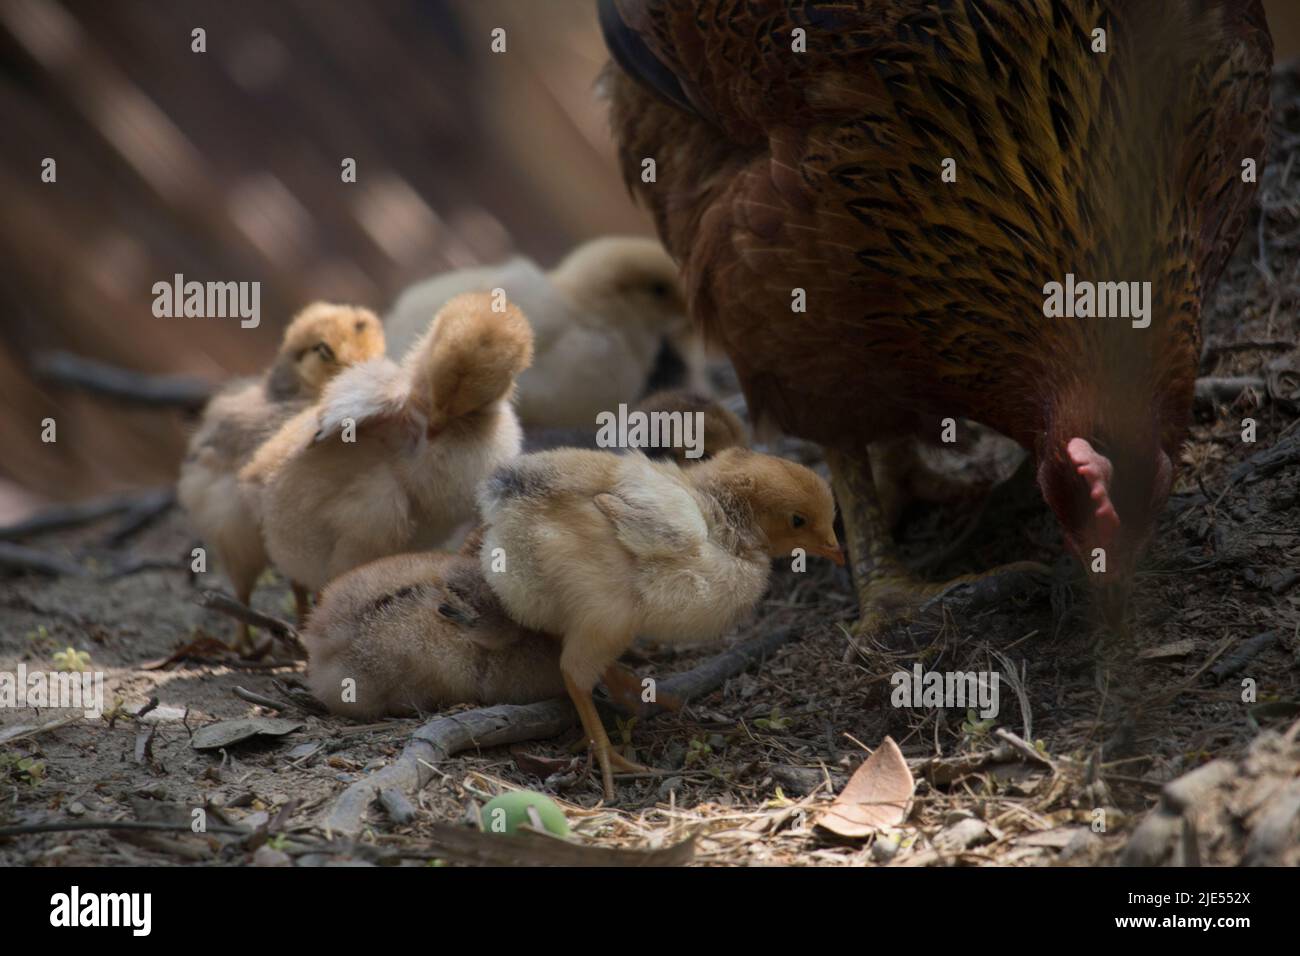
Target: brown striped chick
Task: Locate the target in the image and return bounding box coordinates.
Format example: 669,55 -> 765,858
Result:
522,388 -> 746,459
634,389 -> 748,466
241,292 -> 532,595
178,303 -> 384,651
303,548 -> 564,719
477,446 -> 842,800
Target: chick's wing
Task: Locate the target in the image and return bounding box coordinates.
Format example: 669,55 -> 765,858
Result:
311,358 -> 411,444
593,457 -> 707,559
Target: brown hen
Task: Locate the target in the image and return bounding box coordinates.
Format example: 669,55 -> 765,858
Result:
601,0 -> 1272,627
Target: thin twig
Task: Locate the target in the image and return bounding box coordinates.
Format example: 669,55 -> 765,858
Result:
0,820 -> 248,838
994,728 -> 1054,770
233,686 -> 286,711
0,487 -> 173,542
0,542 -> 86,577
32,350 -> 213,411
196,589 -> 306,656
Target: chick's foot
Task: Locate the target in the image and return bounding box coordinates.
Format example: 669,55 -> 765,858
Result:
601,662 -> 684,715
564,672 -> 655,802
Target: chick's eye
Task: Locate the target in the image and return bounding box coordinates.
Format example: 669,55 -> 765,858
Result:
791,513 -> 806,529
649,281 -> 670,299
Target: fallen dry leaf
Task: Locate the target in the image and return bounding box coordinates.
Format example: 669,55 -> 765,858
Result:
510,747 -> 580,778
190,717 -> 303,750
140,634 -> 232,670
817,736 -> 915,838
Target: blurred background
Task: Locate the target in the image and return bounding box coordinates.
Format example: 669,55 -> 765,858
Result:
0,0 -> 648,519
1,0 -> 1298,522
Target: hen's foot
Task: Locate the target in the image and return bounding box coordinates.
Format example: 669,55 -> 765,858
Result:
829,446 -> 1050,644
852,560 -> 1052,640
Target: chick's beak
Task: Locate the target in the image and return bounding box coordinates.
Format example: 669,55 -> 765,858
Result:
812,541 -> 845,566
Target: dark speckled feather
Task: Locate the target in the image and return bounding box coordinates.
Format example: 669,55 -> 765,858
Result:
603,0 -> 1271,468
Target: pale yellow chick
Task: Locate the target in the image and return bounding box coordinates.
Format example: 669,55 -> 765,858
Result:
385,237 -> 708,428
242,292 -> 533,594
303,547 -> 565,720
476,446 -> 842,799
178,303 -> 384,650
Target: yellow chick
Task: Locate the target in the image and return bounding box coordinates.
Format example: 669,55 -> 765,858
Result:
241,292 -> 533,595
476,446 -> 842,799
178,303 -> 384,650
385,237 -> 708,428
303,547 -> 565,720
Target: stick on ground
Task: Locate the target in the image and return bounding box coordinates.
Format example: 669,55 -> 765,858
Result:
33,350 -> 213,411
0,487 -> 174,542
0,542 -> 86,577
196,589 -> 306,655
320,627 -> 798,835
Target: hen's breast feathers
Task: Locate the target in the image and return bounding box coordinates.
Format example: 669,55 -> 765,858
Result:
607,0 -> 1271,450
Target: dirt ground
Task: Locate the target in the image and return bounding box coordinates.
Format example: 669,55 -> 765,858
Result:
3,70 -> 1299,868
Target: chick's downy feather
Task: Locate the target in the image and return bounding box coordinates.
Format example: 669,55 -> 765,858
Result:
304,550 -> 564,720
242,293 -> 532,592
178,303 -> 384,638
385,238 -> 705,427
477,447 -> 836,686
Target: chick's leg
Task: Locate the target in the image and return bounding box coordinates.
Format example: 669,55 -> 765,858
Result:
563,673 -> 617,801
827,447 -> 1049,638
563,656 -> 654,803
291,582 -> 311,625
227,564 -> 259,655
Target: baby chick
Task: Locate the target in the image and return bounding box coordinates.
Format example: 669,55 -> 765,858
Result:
177,303 -> 384,650
634,389 -> 748,466
242,292 -> 533,594
385,237 -> 707,428
303,548 -> 565,720
477,446 -> 842,799
522,388 -> 747,461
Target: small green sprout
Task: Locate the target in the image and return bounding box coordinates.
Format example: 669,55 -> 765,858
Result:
961,709 -> 994,738
52,647 -> 91,672
684,736 -> 713,768
754,706 -> 793,732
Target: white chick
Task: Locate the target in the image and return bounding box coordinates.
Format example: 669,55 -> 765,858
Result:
178,303 -> 384,650
476,446 -> 843,800
242,292 -> 533,594
385,237 -> 707,428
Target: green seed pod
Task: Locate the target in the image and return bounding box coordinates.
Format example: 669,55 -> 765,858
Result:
479,790 -> 570,837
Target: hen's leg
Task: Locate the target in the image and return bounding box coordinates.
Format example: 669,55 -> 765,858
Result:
827,447 -> 1049,636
